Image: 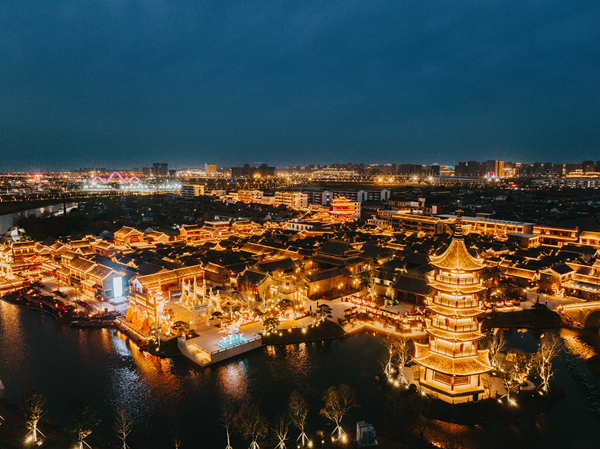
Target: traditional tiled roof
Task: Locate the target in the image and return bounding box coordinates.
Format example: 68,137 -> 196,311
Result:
551,263 -> 574,275
429,238 -> 486,271
305,268 -> 346,283
255,257 -> 298,273
69,257 -> 96,273
414,343 -> 493,376
237,268 -> 271,286
135,264 -> 203,286
88,265 -> 114,280
428,304 -> 483,318
319,240 -> 352,256
392,275 -> 432,296
115,226 -> 142,236
428,280 -> 487,294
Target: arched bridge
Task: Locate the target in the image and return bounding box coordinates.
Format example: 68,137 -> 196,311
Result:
561,302 -> 600,328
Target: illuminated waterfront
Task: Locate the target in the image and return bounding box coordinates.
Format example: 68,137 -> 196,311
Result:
1,300 -> 599,448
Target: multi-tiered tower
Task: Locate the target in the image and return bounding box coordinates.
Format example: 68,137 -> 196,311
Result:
414,211 -> 493,403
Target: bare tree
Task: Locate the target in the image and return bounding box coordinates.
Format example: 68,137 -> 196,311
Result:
383,336 -> 410,384
395,336 -> 411,385
235,403 -> 268,449
238,281 -> 255,313
23,390 -> 46,443
481,329 -> 506,367
218,402 -> 234,449
534,333 -> 563,392
320,384 -> 357,440
364,269 -> 378,300
288,391 -> 309,447
272,414 -> 289,449
113,399 -> 134,449
512,349 -> 534,383
500,358 -> 520,400
67,399 -> 101,449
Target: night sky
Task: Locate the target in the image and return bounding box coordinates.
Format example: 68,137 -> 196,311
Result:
1,1 -> 598,171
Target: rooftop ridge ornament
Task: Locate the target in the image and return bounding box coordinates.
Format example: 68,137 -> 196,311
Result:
454,209 -> 464,238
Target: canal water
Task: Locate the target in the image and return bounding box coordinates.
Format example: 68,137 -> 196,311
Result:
0,300 -> 599,449
0,202 -> 79,234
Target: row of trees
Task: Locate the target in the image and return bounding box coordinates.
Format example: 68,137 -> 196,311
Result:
480,330 -> 563,396
220,387 -> 357,449
21,386 -> 357,449
23,392 -> 100,449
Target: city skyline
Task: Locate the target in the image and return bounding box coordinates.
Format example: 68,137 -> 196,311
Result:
2,1 -> 598,171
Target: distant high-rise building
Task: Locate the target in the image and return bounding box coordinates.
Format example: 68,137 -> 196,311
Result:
142,167 -> 151,176
257,163 -> 275,177
467,160 -> 480,177
596,161 -> 600,173
160,163 -> 168,176
485,160 -> 504,177
583,160 -> 595,173
181,184 -> 205,198
205,164 -> 217,175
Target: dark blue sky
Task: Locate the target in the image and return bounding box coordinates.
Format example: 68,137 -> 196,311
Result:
1,0 -> 598,171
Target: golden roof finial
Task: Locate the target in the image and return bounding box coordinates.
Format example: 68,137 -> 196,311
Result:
454,209 -> 464,238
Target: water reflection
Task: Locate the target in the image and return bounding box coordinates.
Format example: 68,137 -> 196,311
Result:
560,328 -> 598,360
216,360 -> 250,403
1,303 -> 600,449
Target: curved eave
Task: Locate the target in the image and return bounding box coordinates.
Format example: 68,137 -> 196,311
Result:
427,328 -> 485,341
428,304 -> 483,317
414,347 -> 493,376
429,282 -> 487,294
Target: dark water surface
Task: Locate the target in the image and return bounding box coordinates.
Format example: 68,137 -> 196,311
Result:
1,300 -> 599,448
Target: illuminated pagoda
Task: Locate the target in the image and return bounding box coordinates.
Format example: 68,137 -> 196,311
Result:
328,197 -> 359,221
413,210 -> 493,403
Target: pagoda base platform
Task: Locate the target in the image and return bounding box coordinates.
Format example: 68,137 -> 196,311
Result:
419,379 -> 489,404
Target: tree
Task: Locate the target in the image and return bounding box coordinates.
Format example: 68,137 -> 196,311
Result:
534,333 -> 563,391
149,320 -> 162,348
272,414 -> 289,449
67,399 -> 101,449
278,298 -> 293,311
238,281 -> 255,313
218,402 -> 234,449
512,349 -> 534,383
364,269 -> 378,300
262,317 -> 279,335
23,390 -> 46,443
383,335 -> 411,384
316,303 -> 332,322
320,384 -> 357,440
500,358 -> 520,400
288,391 -> 309,447
235,403 -> 268,449
395,336 -> 411,385
481,329 -> 506,367
113,399 -> 134,449
163,308 -> 175,336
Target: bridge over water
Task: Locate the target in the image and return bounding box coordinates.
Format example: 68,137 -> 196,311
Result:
561,301 -> 600,328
